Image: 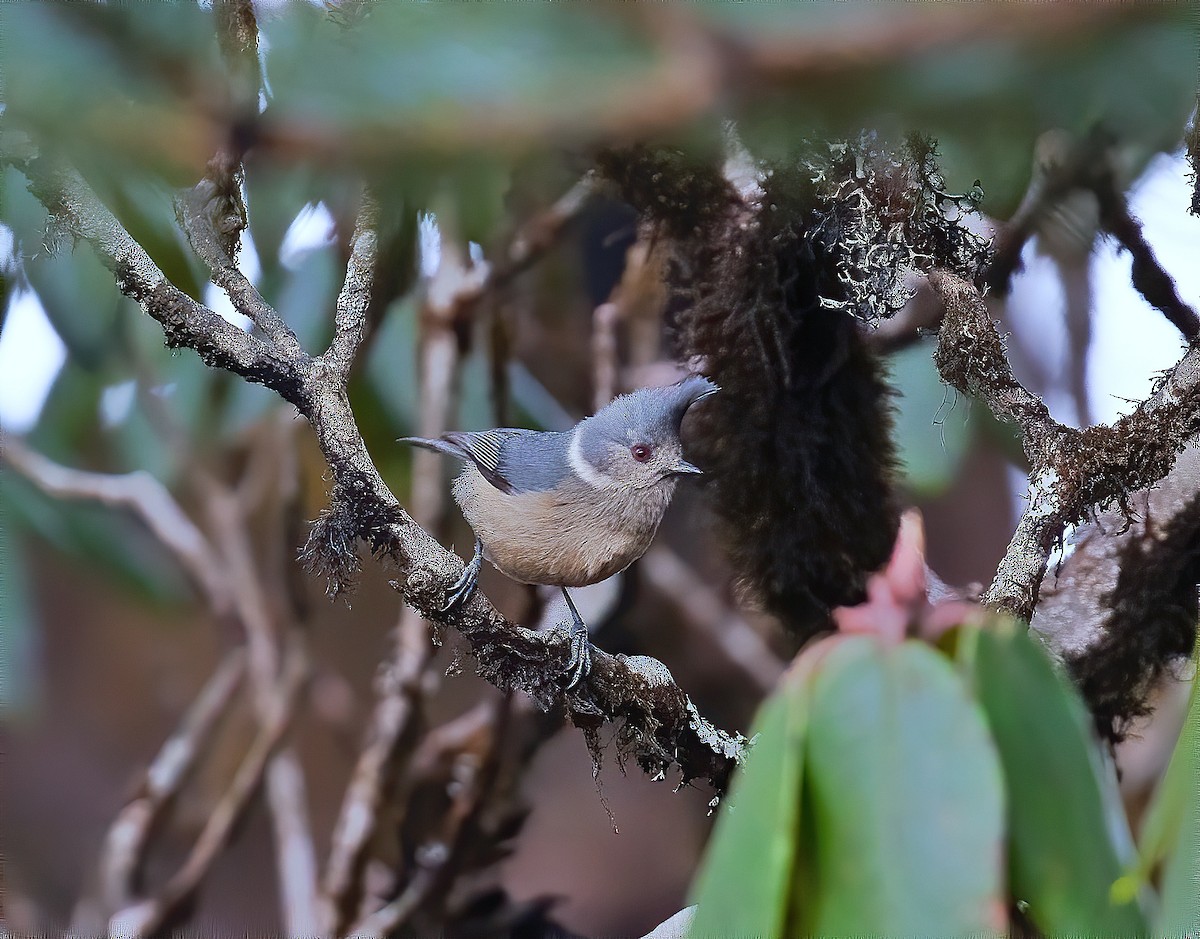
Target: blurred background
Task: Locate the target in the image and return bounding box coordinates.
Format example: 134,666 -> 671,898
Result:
1,3 -> 1197,936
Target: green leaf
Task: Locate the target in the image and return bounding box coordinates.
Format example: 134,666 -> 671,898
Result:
1139,651 -> 1200,936
800,637 -> 1006,937
959,621 -> 1149,935
688,646 -> 813,939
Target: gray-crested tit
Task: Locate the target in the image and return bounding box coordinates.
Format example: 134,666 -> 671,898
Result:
401,375 -> 718,688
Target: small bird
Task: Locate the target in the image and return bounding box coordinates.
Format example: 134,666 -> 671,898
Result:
401,375 -> 718,688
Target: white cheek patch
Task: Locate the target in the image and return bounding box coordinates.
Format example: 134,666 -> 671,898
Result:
568,428 -> 618,490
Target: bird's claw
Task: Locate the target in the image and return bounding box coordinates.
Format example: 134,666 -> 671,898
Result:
563,622 -> 592,691
559,588 -> 592,690
440,537 -> 483,614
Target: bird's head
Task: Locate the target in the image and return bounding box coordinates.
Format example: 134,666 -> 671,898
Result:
570,375 -> 718,490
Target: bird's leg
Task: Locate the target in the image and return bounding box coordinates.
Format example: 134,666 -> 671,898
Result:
440,536 -> 483,613
560,588 -> 592,690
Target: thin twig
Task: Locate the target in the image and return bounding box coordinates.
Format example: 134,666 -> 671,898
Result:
492,174 -> 596,289
640,547 -> 783,694
346,698 -> 508,938
321,611 -> 432,937
204,470 -> 320,938
986,130 -> 1200,342
94,649 -> 248,917
176,180 -> 305,356
2,438 -> 231,615
108,638 -> 308,939
1096,187 -> 1200,342
593,301 -> 621,413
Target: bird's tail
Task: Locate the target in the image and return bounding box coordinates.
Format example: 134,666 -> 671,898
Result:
397,435 -> 464,459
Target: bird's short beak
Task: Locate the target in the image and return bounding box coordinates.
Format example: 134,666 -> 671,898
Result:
671,459 -> 703,476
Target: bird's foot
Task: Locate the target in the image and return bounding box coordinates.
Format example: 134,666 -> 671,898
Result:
440,537 -> 483,614
563,620 -> 592,691
559,589 -> 593,690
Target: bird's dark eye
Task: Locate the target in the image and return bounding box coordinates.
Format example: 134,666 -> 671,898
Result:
630,443 -> 652,463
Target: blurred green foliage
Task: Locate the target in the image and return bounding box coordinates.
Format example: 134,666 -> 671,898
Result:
888,341 -> 974,497
1125,647 -> 1200,933
0,7 -> 1194,909
688,623 -> 1187,937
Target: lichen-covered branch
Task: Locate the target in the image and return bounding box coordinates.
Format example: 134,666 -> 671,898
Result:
929,269 -> 1200,619
176,179 -> 305,357
1032,439 -> 1200,741
9,143 -> 303,399
322,190 -> 380,386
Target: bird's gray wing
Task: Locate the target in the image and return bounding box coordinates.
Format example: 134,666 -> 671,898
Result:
441,429 -> 528,493
401,428 -> 570,494
493,429 -> 572,494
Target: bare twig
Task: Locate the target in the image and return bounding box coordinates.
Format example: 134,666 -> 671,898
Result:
1,437 -> 230,615
94,649 -> 248,917
1187,100 -> 1200,218
321,607 -> 433,937
986,129 -> 1200,342
349,868 -> 437,939
1095,187 -> 1200,342
640,547 -> 783,694
323,190 -> 381,386
109,639 -> 308,939
204,480 -> 320,937
493,174 -> 596,288
593,301 -> 621,413
346,698 -> 510,938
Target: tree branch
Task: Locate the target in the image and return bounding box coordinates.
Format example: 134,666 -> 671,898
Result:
1094,185 -> 1200,342
1032,438 -> 1200,739
322,189 -> 380,386
176,179 -> 306,357
321,611 -> 432,937
986,130 -> 1200,341
3,130 -> 746,818
929,269 -> 1200,619
7,143 -> 304,399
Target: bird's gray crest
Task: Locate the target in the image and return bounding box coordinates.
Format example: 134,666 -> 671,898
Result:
578,375 -> 718,464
